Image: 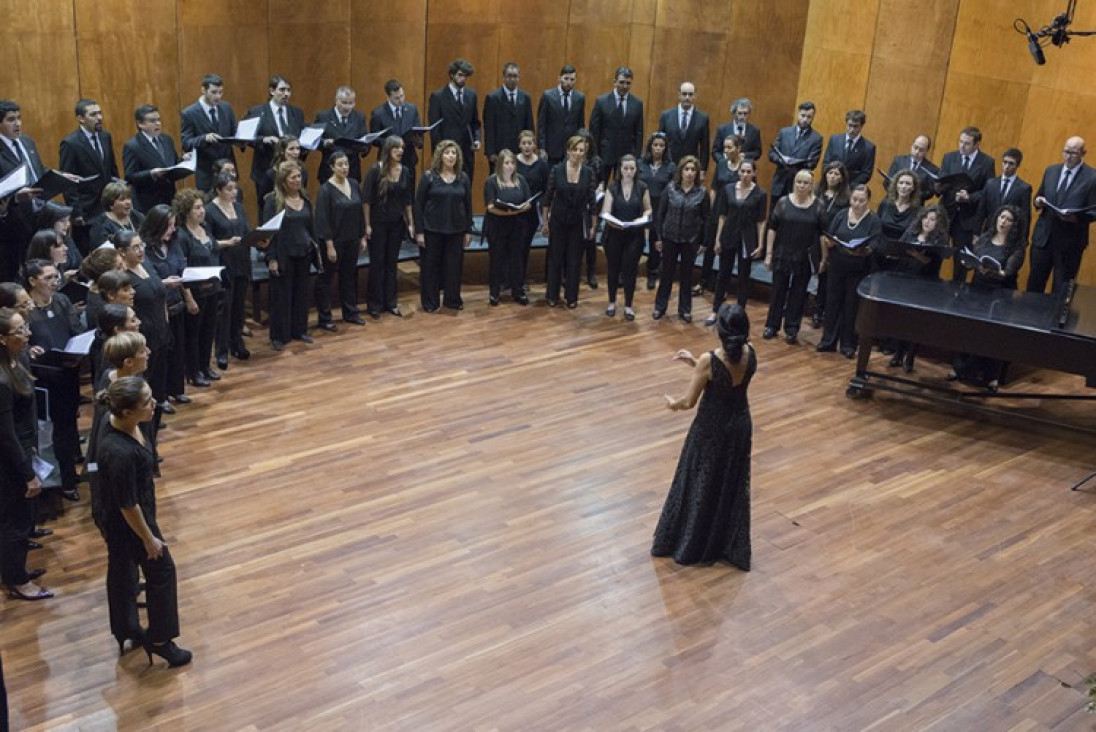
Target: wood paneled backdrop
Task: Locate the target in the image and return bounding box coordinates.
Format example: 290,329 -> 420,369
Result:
2,0 -> 1095,284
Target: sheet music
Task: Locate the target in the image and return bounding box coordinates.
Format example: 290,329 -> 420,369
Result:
181,266 -> 225,283
0,164 -> 29,198
299,126 -> 325,150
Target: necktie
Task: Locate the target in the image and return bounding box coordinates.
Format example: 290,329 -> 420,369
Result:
277,106 -> 287,135
617,95 -> 625,116
11,140 -> 24,164
151,136 -> 165,164
736,125 -> 743,137
1058,167 -> 1073,193
845,137 -> 853,157
962,155 -> 970,170
509,91 -> 516,106
562,91 -> 570,112
682,111 -> 690,131
210,106 -> 218,128
91,133 -> 103,160
395,106 -> 402,123
457,89 -> 464,109
1001,177 -> 1010,197
911,160 -> 919,172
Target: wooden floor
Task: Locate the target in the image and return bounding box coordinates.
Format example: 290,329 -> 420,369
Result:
4,264 -> 1096,731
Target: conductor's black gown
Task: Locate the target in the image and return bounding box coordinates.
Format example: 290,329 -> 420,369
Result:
652,348 -> 756,570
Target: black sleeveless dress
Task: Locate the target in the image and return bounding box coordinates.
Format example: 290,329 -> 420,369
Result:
652,347 -> 756,570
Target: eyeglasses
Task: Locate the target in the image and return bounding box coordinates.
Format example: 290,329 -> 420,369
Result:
6,325 -> 29,336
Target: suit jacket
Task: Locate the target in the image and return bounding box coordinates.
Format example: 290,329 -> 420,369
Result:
658,107 -> 710,170
977,174 -> 1033,235
59,129 -> 119,221
246,102 -> 305,183
370,102 -> 423,172
536,87 -> 586,162
483,87 -> 534,160
589,92 -> 644,170
887,154 -> 939,203
122,132 -> 180,213
1031,162 -> 1096,251
938,149 -> 995,232
314,107 -> 368,183
0,135 -> 43,279
767,125 -> 822,200
427,86 -> 481,156
180,100 -> 239,191
822,133 -> 877,187
712,121 -> 762,164
0,135 -> 45,180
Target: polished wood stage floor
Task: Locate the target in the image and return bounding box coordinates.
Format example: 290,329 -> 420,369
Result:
4,266 -> 1095,731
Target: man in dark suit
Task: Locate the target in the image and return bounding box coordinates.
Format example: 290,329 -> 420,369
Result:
938,126 -> 996,280
122,104 -> 181,213
589,66 -> 644,183
247,75 -> 305,202
712,97 -> 762,165
658,81 -> 710,177
977,147 -> 1032,236
537,64 -> 586,166
483,62 -> 535,175
822,109 -> 876,187
428,58 -> 481,184
315,85 -> 368,183
767,101 -> 823,207
887,134 -> 938,203
1027,136 -> 1096,293
0,100 -> 46,280
370,79 -> 424,187
59,98 -> 119,254
181,73 -> 239,193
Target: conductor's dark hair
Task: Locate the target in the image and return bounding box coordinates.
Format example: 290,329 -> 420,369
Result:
716,303 -> 749,364
134,104 -> 158,124
560,64 -> 576,76
846,109 -> 866,125
1002,147 -> 1023,164
797,101 -> 816,113
0,100 -> 20,118
961,126 -> 982,143
448,59 -> 474,77
75,99 -> 98,117
384,79 -> 402,96
202,74 -> 225,89
614,66 -> 633,80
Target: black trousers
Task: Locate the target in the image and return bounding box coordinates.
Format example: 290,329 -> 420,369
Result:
546,219 -> 585,304
765,259 -> 812,336
519,211 -> 539,283
184,290 -> 220,378
105,529 -> 179,644
655,239 -> 698,315
950,227 -> 975,282
215,275 -> 248,359
712,237 -> 753,310
166,311 -> 186,398
269,254 -> 311,343
699,245 -> 718,290
1027,240 -> 1085,294
315,239 -> 361,323
644,225 -> 661,278
820,260 -> 869,350
0,478 -> 33,586
488,215 -> 527,299
369,220 -> 405,312
35,366 -> 81,492
420,232 -> 464,310
604,228 -> 644,306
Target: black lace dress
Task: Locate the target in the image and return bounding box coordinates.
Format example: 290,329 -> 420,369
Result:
652,347 -> 756,570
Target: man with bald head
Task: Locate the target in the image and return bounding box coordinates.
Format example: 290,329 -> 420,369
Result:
887,134 -> 939,203
1027,136 -> 1096,293
658,81 -> 710,177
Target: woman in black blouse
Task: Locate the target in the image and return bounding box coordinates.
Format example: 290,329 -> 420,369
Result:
24,259 -> 84,501
94,376 -> 191,667
886,205 -> 950,372
811,161 -> 851,330
699,135 -> 744,294
172,188 -> 221,386
637,132 -> 674,290
0,307 -> 52,601
576,128 -> 604,290
414,140 -> 474,313
654,155 -> 710,322
89,182 -> 145,250
363,136 -> 415,319
263,161 -> 315,350
708,159 -> 767,324
541,134 -> 598,308
205,173 -> 251,366
35,202 -> 83,282
139,207 -> 191,403
875,170 -> 922,270
484,149 -> 533,306
314,150 -> 366,329
263,136 -> 309,197
600,154 -> 651,320
763,170 -> 824,343
818,185 -> 882,357
515,130 -> 549,286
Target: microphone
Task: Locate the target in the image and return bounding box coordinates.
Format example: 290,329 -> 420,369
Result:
1028,28 -> 1047,64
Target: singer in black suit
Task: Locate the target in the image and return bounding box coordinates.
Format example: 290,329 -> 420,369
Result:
712,98 -> 762,164
59,99 -> 119,253
428,58 -> 481,184
0,102 -> 44,181
483,63 -> 535,174
247,76 -> 305,202
371,79 -> 424,185
887,135 -> 939,204
589,67 -> 644,183
0,101 -> 43,281
976,148 -> 1032,236
180,74 -> 239,192
1027,136 -> 1096,293
315,86 -> 369,184
537,64 -> 586,165
767,102 -> 823,206
658,82 -> 710,176
938,126 -> 996,279
822,110 -> 876,187
122,105 -> 181,213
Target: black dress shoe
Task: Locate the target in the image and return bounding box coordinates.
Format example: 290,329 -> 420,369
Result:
489,295 -> 500,306
888,354 -> 903,368
587,276 -> 598,289
841,348 -> 857,359
27,540 -> 42,550
203,369 -> 221,381
271,340 -> 285,351
516,295 -> 529,306
216,356 -> 229,370
368,309 -> 381,319
296,334 -> 315,343
566,301 -> 577,309
646,276 -> 657,290
171,394 -> 192,404
188,375 -> 210,387
319,322 -> 338,332
785,333 -> 798,344
811,313 -> 823,329
160,401 -> 176,415
232,348 -> 251,360
679,312 -> 692,323
31,527 -> 53,538
546,299 -> 558,308
387,307 -> 402,317
344,315 -> 366,325
652,309 -> 665,320
816,343 -> 836,352
762,327 -> 777,339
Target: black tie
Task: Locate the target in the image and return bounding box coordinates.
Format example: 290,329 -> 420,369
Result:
562,91 -> 570,112
151,136 -> 166,164
682,110 -> 690,131
210,106 -> 218,128
277,106 -> 287,135
1001,177 -> 1010,197
11,140 -> 24,164
395,106 -> 402,124
736,125 -> 744,137
962,155 -> 970,170
509,91 -> 516,106
845,137 -> 853,157
91,133 -> 103,160
457,89 -> 464,109
616,95 -> 625,116
1058,167 -> 1073,193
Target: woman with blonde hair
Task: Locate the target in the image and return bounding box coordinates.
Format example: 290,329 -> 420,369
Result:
262,161 -> 314,350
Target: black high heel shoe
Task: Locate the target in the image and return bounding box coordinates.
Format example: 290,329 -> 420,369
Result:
116,630 -> 146,657
144,640 -> 193,668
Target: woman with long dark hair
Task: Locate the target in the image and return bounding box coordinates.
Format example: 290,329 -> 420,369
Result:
515,130 -> 550,292
205,173 -> 251,366
638,131 -> 674,291
363,136 -> 414,318
599,154 -> 651,320
653,155 -> 709,322
139,207 -> 191,402
652,302 -> 756,570
810,161 -> 851,329
707,159 -> 767,324
172,188 -> 222,387
887,205 -> 951,372
314,149 -> 367,328
698,135 -> 745,295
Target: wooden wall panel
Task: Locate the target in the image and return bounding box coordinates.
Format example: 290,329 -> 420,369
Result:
566,0 -> 635,101
350,0 -> 427,120
0,0 -> 79,169
495,0 -> 570,109
266,1 -> 351,124
177,0 -> 269,115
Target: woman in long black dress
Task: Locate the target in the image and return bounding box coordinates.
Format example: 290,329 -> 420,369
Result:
541,134 -> 598,309
94,376 -> 191,667
139,207 -> 191,403
205,173 -> 251,366
762,170 -> 824,343
484,149 -> 533,306
362,136 -> 414,319
708,158 -> 766,323
652,302 -> 755,570
599,154 -> 651,320
263,161 -> 315,349
810,161 -> 851,329
637,132 -> 674,291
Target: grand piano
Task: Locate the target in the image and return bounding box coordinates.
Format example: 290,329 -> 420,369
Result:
849,271 -> 1096,427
